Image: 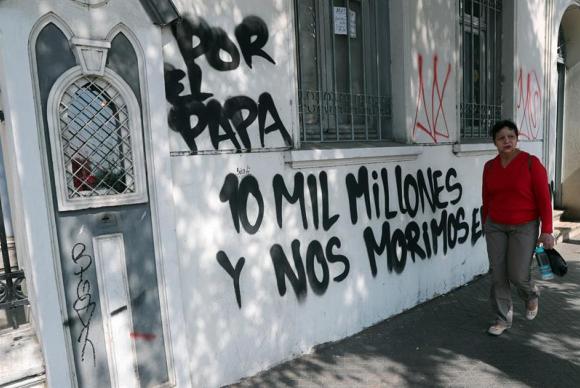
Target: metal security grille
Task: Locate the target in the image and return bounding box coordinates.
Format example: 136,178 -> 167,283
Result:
298,90 -> 391,142
58,77 -> 136,199
460,0 -> 502,138
295,0 -> 392,143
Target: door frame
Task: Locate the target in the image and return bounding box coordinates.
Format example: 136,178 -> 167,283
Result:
554,59 -> 565,208
28,12 -> 181,387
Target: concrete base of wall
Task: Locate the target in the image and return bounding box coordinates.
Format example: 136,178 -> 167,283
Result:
0,324 -> 45,387
0,306 -> 30,331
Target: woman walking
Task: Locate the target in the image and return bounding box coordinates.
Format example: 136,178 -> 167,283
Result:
482,119 -> 554,336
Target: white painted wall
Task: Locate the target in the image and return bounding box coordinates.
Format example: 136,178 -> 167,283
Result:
165,1 -> 501,386
0,0 -> 189,387
165,0 -> 296,153
514,0 -> 547,141
406,0 -> 457,144
0,5 -> 72,386
171,146 -> 491,386
0,0 -> 559,387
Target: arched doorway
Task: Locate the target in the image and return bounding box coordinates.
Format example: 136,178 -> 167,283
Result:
554,26 -> 565,209
557,7 -> 580,219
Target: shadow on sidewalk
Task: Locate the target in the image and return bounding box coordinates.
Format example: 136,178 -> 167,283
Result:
230,243 -> 580,387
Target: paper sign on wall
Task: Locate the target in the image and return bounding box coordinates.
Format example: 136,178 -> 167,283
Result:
333,7 -> 357,38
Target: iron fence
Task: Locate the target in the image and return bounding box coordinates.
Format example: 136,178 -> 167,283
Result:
0,186 -> 28,329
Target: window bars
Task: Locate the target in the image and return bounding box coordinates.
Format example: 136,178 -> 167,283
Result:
295,0 -> 391,143
58,77 -> 136,199
460,0 -> 502,139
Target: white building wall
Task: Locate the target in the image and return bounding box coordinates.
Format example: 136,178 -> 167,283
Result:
171,147 -> 491,386
405,0 -> 458,144
0,0 -> 190,387
165,0 -> 520,386
515,0 -> 548,142
0,5 -> 72,386
164,0 -> 296,153
0,0 -> 559,387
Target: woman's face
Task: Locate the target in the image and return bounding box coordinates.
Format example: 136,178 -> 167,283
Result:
494,127 -> 518,155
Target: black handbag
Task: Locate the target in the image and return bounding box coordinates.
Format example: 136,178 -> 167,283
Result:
546,248 -> 568,277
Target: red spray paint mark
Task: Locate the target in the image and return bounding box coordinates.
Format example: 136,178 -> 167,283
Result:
130,332 -> 156,341
412,54 -> 451,143
516,68 -> 542,139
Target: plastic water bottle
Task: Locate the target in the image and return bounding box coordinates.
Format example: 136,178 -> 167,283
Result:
535,246 -> 554,280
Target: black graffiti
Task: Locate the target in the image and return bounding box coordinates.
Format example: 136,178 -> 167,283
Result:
217,165 -> 483,304
166,92 -> 291,152
110,305 -> 128,316
217,251 -> 246,308
273,171 -> 339,231
220,173 -> 264,234
166,15 -> 290,152
363,207 -> 478,276
172,16 -> 274,73
71,242 -> 96,366
270,237 -> 349,299
346,166 -> 462,224
471,206 -> 484,245
235,16 -> 276,68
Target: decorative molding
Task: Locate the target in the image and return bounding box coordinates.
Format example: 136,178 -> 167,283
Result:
286,146 -> 423,169
106,22 -> 183,387
71,0 -> 110,7
27,12 -> 78,388
71,38 -> 111,76
452,142 -> 497,157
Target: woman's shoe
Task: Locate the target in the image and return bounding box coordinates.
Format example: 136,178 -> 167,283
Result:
526,299 -> 539,320
488,321 -> 510,336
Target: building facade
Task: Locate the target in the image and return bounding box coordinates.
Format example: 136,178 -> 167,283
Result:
0,0 -> 578,387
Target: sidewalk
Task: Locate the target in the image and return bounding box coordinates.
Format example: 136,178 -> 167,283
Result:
229,240 -> 580,387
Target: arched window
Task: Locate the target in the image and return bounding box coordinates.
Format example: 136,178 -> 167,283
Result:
48,69 -> 147,211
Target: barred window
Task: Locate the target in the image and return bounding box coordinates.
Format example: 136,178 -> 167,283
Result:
47,69 -> 148,211
60,77 -> 135,199
295,0 -> 391,143
460,0 -> 502,139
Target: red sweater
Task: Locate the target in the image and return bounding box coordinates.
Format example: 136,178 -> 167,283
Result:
482,151 -> 552,233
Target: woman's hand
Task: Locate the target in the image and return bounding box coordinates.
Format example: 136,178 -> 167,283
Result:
538,233 -> 555,249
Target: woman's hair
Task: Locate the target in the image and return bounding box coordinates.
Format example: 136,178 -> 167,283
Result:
490,119 -> 518,140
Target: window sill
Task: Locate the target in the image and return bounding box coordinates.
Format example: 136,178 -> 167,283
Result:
285,143 -> 423,169
452,142 -> 497,157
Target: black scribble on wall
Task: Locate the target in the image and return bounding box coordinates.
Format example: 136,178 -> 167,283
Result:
217,251 -> 246,308
235,16 -> 276,68
270,237 -> 350,300
471,207 -> 484,245
217,165 -> 483,303
71,242 -> 97,366
165,15 -> 291,152
273,171 -> 339,231
220,173 -> 264,234
270,242 -> 307,300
